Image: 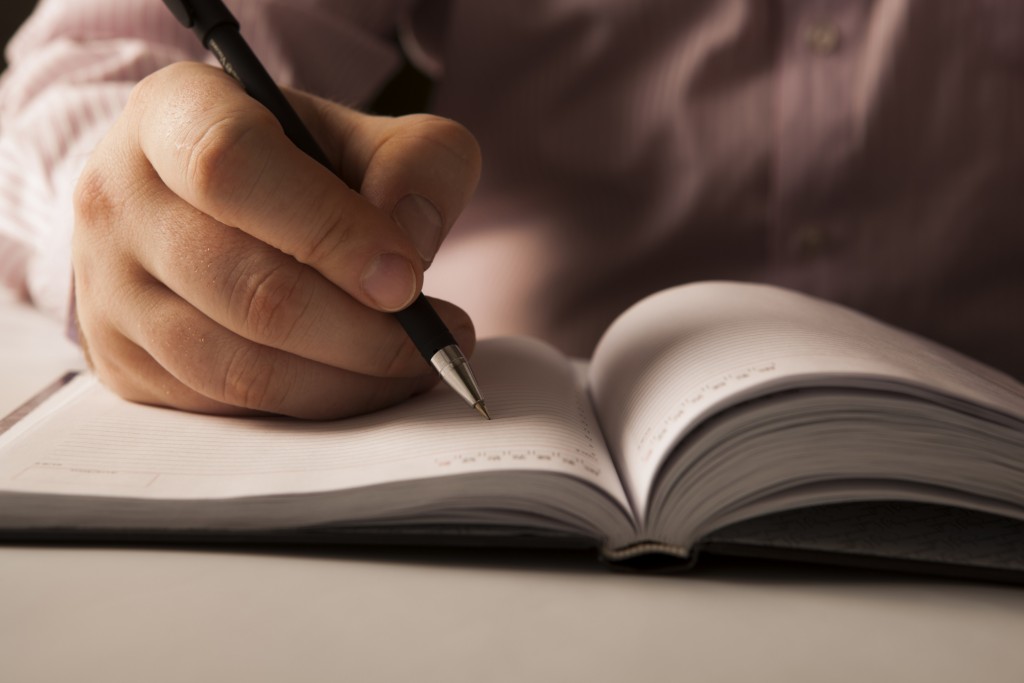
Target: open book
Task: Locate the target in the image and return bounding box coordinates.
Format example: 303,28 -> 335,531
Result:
2,282 -> 1023,582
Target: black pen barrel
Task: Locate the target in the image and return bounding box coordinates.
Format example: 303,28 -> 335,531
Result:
393,296 -> 458,362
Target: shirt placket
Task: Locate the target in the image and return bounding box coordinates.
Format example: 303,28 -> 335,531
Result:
773,0 -> 868,277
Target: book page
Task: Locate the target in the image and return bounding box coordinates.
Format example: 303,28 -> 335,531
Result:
0,337 -> 631,533
705,501 -> 1024,575
587,281 -> 1024,518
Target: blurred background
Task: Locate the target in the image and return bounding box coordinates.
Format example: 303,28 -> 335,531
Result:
0,0 -> 37,71
0,1 -> 429,113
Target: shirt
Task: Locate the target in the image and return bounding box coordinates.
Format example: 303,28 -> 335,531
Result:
1,0 -> 1022,378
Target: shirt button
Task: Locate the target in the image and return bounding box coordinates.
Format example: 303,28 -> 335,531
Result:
805,23 -> 841,54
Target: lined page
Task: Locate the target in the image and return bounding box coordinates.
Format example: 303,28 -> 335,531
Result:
0,338 -> 628,511
588,282 -> 1024,517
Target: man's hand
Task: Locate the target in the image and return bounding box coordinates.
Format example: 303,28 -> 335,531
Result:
72,62 -> 481,418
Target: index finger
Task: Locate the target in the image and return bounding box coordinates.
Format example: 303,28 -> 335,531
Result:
132,62 -> 422,312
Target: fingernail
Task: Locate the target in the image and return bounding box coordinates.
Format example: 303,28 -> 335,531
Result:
361,253 -> 418,311
392,194 -> 443,264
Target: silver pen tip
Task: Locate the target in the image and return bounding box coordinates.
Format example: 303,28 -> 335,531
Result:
430,344 -> 488,419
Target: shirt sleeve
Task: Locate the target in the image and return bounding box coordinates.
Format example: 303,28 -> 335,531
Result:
0,0 -> 408,323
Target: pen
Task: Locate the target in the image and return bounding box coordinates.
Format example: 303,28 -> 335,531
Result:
161,0 -> 489,419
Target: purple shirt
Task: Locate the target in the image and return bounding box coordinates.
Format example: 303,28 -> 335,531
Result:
2,0 -> 1022,377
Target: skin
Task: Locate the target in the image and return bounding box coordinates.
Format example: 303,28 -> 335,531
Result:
71,62 -> 482,419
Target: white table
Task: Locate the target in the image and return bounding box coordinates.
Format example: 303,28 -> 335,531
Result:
2,289 -> 1023,683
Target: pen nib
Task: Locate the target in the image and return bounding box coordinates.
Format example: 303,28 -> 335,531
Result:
431,344 -> 489,420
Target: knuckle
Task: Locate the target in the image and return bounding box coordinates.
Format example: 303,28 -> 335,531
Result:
232,260 -> 313,346
136,299 -> 285,412
185,116 -> 271,214
134,62 -> 281,222
146,66 -> 278,217
73,163 -> 119,235
291,203 -> 354,267
219,344 -> 281,410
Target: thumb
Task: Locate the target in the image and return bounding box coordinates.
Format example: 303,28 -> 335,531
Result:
289,93 -> 482,266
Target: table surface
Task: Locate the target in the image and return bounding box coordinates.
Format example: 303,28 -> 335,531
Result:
2,289 -> 1023,683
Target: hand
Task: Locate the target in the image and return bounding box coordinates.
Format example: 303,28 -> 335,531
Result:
72,62 -> 481,418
